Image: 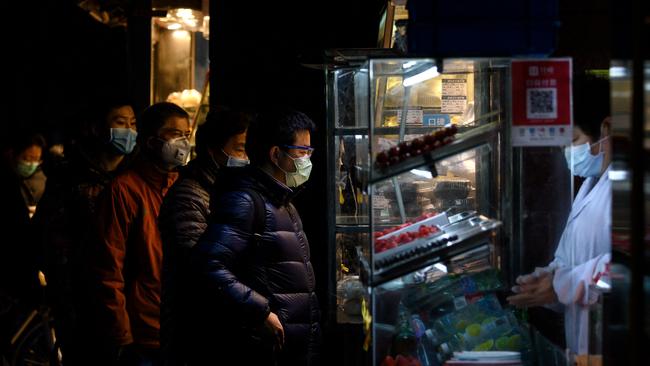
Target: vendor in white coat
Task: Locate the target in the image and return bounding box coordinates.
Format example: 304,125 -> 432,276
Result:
507,75 -> 612,356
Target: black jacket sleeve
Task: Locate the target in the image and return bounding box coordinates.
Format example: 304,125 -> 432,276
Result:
191,190 -> 270,327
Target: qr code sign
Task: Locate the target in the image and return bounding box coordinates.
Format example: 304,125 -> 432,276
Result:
526,88 -> 557,119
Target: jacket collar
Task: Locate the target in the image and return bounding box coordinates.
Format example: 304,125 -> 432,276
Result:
133,156 -> 178,193
182,155 -> 220,190
248,166 -> 304,206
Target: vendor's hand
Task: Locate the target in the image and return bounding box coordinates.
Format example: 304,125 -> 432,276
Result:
264,312 -> 285,351
507,271 -> 558,308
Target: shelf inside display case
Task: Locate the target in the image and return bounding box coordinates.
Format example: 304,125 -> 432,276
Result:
362,211 -> 501,286
371,121 -> 500,184
372,264 -> 534,366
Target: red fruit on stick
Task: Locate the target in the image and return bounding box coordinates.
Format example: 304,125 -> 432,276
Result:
423,134 -> 436,145
410,138 -> 423,150
381,355 -> 396,366
376,151 -> 389,164
434,130 -> 446,140
389,146 -> 400,157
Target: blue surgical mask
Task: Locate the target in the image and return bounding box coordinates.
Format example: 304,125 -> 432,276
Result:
221,149 -> 249,167
109,128 -> 138,155
564,137 -> 607,178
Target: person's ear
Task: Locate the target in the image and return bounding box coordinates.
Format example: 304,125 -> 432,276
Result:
600,116 -> 611,138
145,136 -> 157,151
269,146 -> 280,166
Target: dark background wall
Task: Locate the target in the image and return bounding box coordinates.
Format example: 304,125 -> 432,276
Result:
2,0 -> 147,151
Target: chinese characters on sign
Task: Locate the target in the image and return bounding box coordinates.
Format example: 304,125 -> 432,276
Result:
511,59 -> 572,146
441,78 -> 467,114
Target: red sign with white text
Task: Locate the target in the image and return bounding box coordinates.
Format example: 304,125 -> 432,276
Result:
511,59 -> 572,146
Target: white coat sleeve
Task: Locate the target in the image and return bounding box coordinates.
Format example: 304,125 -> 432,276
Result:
552,253 -> 610,306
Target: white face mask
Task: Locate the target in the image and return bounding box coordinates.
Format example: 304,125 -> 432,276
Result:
563,137 -> 607,178
222,149 -> 250,167
277,150 -> 312,187
158,137 -> 191,169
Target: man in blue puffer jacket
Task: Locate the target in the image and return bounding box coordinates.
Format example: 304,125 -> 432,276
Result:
190,108 -> 320,366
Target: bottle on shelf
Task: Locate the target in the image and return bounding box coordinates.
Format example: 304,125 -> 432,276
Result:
411,314 -> 438,366
393,303 -> 417,357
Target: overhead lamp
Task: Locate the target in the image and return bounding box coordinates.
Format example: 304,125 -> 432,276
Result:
402,61 -> 417,69
173,8 -> 196,19
403,66 -> 440,87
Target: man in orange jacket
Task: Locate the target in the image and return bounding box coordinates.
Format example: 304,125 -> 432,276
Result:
88,102 -> 191,366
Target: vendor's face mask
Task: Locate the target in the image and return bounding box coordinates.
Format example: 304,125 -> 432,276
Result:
564,137 -> 607,178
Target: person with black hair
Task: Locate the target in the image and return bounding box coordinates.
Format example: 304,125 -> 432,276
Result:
31,97 -> 137,365
190,108 -> 320,365
158,107 -> 251,366
7,132 -> 48,216
508,74 -> 612,355
393,19 -> 408,54
88,102 -> 191,366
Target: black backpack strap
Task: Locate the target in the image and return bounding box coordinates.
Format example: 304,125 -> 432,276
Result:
241,188 -> 265,240
240,188 -> 271,296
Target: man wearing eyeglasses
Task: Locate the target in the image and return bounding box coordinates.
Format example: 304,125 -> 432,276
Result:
189,109 -> 320,366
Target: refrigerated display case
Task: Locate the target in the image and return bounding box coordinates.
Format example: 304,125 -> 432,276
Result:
325,56 -> 564,366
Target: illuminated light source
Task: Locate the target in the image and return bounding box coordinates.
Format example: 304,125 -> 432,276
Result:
608,169 -> 629,181
609,66 -> 627,78
403,66 -> 440,87
402,61 -> 417,69
410,169 -> 433,179
167,22 -> 182,30
172,30 -> 191,40
174,8 -> 195,19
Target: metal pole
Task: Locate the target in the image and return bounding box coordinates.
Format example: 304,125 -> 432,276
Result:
628,0 -> 645,363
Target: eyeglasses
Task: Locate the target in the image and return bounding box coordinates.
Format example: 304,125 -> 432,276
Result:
281,144 -> 315,157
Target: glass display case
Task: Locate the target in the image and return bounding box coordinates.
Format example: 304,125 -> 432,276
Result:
326,56 -> 546,365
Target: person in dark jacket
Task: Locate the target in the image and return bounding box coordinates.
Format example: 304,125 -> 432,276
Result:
32,98 -> 137,365
0,131 -> 48,359
190,108 -> 320,366
159,107 -> 251,366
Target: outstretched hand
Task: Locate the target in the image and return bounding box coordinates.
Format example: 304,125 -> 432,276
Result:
507,270 -> 558,308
